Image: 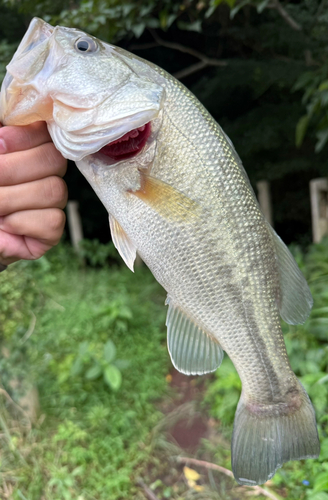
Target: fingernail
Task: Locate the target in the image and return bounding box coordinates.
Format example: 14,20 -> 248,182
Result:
0,138 -> 6,154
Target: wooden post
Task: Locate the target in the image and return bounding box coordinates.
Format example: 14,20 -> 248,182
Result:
310,178 -> 328,243
67,200 -> 84,252
256,180 -> 273,227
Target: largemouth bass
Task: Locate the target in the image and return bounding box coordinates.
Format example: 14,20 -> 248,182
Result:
0,18 -> 320,485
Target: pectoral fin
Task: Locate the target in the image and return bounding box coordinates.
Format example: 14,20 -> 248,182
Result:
129,171 -> 200,222
165,297 -> 224,375
270,227 -> 313,324
108,214 -> 137,272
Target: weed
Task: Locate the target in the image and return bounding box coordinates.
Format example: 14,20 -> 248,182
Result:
0,244 -> 170,499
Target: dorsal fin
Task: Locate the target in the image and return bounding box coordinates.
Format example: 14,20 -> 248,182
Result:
108,214 -> 137,272
165,297 -> 224,375
270,228 -> 313,325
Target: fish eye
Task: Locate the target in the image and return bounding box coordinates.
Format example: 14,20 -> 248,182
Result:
74,37 -> 98,54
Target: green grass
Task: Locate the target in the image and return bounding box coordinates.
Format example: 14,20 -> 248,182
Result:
0,246 -> 170,499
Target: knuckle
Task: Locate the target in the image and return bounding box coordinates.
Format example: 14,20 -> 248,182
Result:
0,188 -> 10,215
48,209 -> 66,234
3,126 -> 32,151
42,143 -> 67,175
45,176 -> 68,206
1,123 -> 49,153
19,127 -> 33,150
0,155 -> 12,185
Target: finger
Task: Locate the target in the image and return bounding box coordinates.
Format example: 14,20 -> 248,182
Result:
0,209 -> 66,245
0,142 -> 67,186
0,229 -> 52,264
0,122 -> 51,154
0,176 -> 68,215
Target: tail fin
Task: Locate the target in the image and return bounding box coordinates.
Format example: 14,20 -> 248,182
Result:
231,385 -> 320,485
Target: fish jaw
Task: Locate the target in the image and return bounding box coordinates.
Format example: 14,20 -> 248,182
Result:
0,18 -> 165,161
0,18 -> 54,125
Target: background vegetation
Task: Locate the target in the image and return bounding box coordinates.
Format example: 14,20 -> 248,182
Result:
0,1 -> 328,499
0,246 -> 170,499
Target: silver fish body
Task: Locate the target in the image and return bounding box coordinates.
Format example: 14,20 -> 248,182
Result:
0,18 -> 320,485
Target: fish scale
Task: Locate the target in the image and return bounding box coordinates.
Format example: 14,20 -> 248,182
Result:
0,17 -> 320,486
115,88 -> 292,399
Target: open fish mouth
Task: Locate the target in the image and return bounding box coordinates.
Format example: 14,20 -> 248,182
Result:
99,122 -> 151,161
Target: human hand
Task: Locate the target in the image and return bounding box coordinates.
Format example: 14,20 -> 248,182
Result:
0,122 -> 67,267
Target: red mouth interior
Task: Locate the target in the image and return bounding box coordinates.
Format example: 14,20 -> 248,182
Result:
99,122 -> 151,161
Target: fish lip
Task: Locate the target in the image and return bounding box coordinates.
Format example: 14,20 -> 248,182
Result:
55,110 -> 161,162
16,17 -> 54,54
34,17 -> 54,37
0,18 -> 55,123
56,91 -> 165,162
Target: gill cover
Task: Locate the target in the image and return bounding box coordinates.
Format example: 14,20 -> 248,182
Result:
0,18 -> 164,161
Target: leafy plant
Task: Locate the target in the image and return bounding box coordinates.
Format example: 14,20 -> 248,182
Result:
78,238 -> 119,267
203,357 -> 241,428
71,339 -> 127,390
294,65 -> 328,152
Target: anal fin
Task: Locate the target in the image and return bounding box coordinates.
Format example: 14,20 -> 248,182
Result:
166,297 -> 224,375
108,214 -> 137,272
270,227 -> 313,324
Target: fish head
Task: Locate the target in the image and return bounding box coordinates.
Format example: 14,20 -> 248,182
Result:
0,18 -> 165,161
